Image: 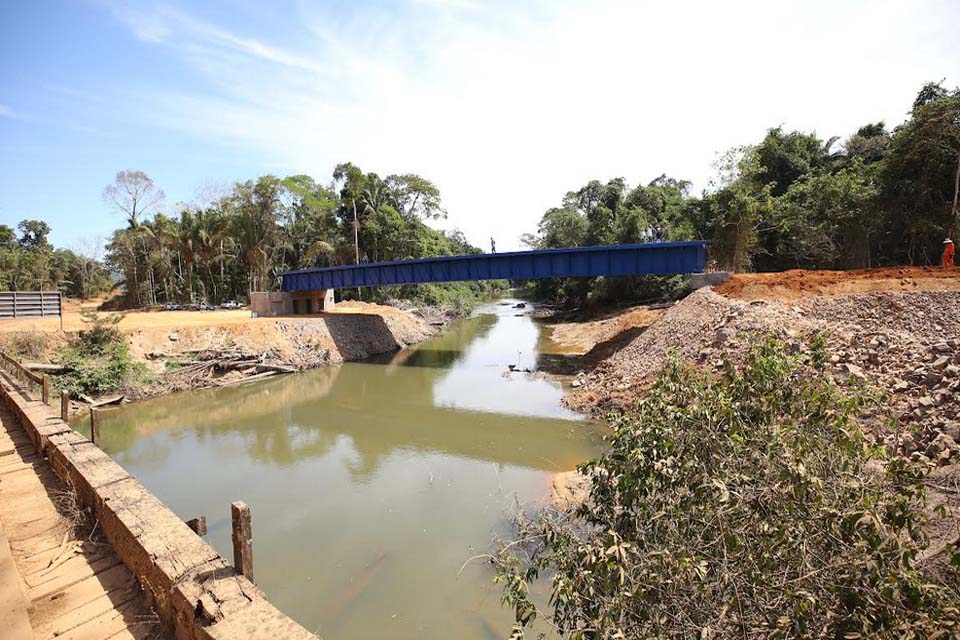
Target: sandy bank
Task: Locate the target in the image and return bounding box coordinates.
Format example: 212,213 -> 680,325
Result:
0,300 -> 442,402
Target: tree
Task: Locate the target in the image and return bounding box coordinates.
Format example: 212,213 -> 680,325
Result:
751,128 -> 839,197
910,87 -> 960,235
17,219 -> 51,250
70,237 -> 109,299
776,160 -> 881,268
384,174 -> 446,220
881,83 -> 960,261
0,224 -> 16,249
229,176 -> 281,293
333,162 -> 368,268
102,170 -> 165,228
844,122 -> 889,164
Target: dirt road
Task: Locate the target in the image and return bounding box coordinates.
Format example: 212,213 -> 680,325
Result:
716,265 -> 960,300
0,299 -> 408,334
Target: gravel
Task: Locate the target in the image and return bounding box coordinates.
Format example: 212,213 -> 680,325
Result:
566,288 -> 960,466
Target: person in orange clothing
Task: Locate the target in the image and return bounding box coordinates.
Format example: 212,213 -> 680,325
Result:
944,238 -> 955,267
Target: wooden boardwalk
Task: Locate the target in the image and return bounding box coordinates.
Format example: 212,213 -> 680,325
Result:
0,398 -> 166,640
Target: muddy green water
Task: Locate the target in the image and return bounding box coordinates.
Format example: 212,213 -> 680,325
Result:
77,299 -> 604,639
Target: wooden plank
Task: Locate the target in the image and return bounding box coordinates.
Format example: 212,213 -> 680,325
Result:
32,573 -> 139,639
29,563 -> 136,631
0,518 -> 33,640
28,554 -> 121,601
54,598 -> 147,640
7,515 -> 66,544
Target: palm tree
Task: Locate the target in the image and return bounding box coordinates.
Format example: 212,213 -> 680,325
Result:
177,209 -> 198,302
230,179 -> 280,293
193,208 -> 227,303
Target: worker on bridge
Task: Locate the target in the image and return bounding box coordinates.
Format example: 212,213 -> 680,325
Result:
943,238 -> 955,267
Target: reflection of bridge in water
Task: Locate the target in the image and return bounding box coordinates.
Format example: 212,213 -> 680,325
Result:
95,311 -> 600,476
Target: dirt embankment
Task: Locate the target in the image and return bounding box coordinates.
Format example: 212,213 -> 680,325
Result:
0,301 -> 439,400
550,266 -> 960,465
548,267 -> 960,549
715,265 -> 960,300
545,306 -> 664,355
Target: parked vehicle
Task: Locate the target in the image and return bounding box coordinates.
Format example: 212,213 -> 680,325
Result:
163,302 -> 182,311
220,300 -> 242,309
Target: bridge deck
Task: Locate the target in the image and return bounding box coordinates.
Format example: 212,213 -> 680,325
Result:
282,241 -> 706,292
0,378 -> 166,640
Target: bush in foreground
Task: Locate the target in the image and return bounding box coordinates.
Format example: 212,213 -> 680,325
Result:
57,310 -> 146,396
497,336 -> 959,639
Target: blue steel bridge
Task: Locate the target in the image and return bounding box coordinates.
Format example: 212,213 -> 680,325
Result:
280,241 -> 707,293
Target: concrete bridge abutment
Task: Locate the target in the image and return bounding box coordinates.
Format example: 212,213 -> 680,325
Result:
250,289 -> 335,317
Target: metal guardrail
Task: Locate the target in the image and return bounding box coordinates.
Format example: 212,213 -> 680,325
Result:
0,291 -> 62,319
0,351 -> 50,404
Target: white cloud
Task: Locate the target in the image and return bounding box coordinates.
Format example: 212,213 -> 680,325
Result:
114,0 -> 960,250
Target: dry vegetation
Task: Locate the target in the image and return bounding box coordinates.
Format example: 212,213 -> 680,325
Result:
520,268 -> 960,639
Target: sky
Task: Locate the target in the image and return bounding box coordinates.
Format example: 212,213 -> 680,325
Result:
1,0 -> 958,252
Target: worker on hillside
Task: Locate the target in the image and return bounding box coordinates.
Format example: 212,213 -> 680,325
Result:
943,238 -> 955,267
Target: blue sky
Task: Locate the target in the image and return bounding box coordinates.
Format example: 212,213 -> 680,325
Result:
1,0 -> 958,252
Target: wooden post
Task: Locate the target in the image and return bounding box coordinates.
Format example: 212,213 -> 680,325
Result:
185,516 -> 207,536
60,390 -> 70,422
90,408 -> 100,447
231,501 -> 254,581
41,375 -> 50,405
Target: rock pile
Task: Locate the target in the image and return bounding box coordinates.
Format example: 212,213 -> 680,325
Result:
566,288 -> 960,466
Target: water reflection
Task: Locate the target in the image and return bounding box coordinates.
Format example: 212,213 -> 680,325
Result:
80,299 -> 603,639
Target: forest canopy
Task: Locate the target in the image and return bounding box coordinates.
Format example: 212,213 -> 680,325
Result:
521,81 -> 959,305
2,82 -> 957,309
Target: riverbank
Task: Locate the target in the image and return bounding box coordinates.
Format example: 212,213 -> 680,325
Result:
508,268 -> 960,638
542,267 -> 960,591
0,300 -> 463,405
551,269 -> 960,466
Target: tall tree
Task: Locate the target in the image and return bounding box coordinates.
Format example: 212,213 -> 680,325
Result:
17,219 -> 51,250
102,170 -> 165,228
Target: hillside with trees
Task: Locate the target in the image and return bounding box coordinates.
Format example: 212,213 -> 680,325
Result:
524,82 -> 960,306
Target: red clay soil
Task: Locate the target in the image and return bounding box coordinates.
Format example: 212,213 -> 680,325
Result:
716,266 -> 960,300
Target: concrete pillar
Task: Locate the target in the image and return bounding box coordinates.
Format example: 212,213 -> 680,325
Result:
322,288 -> 335,311
60,390 -> 70,422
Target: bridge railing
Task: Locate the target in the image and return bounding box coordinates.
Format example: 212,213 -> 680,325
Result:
0,351 -> 50,404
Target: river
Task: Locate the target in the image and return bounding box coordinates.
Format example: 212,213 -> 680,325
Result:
77,299 -> 604,639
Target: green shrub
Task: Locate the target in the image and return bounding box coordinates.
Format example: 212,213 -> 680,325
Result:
497,336 -> 958,639
57,310 -> 145,396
